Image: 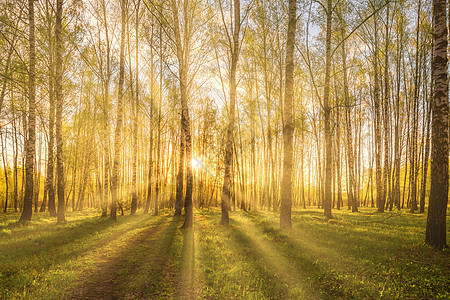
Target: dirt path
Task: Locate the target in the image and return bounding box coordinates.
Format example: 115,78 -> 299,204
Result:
71,216 -> 182,299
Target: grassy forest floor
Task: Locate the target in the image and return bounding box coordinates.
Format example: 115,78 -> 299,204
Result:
0,208 -> 449,299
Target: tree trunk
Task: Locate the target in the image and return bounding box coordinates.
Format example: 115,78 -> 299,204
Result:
250,75 -> 256,211
19,0 -> 36,222
13,110 -> 18,213
409,0 -> 422,213
174,130 -> 184,216
420,57 -> 432,214
55,0 -> 65,223
101,0 -> 111,218
155,22 -> 163,216
382,3 -> 391,212
170,0 -> 194,228
131,0 -> 140,215
301,115 -> 306,209
145,26 -> 155,214
425,0 -> 448,250
34,136 -> 42,212
110,0 -> 126,221
340,25 -> 356,211
393,12 -> 403,211
40,65 -> 55,214
372,13 -> 384,213
336,106 -> 342,210
220,0 -> 240,225
280,0 -> 296,229
323,0 -> 333,219
1,130 -> 9,213
145,127 -> 153,213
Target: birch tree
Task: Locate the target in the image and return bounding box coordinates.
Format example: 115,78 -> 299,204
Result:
425,0 -> 448,250
280,0 -> 296,229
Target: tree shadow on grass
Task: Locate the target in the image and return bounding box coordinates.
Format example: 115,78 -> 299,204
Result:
291,209 -> 327,217
194,211 -> 286,299
235,213 -> 359,298
176,227 -> 197,300
227,223 -> 318,299
1,213 -> 167,298
240,211 -> 450,299
248,211 -> 421,257
2,212 -> 153,250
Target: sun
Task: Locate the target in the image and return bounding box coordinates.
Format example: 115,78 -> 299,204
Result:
192,158 -> 201,168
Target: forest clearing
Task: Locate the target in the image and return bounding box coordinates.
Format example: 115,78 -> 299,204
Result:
1,0 -> 450,298
1,208 -> 449,299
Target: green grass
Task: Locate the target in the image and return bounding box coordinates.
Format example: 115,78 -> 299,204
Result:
0,210 -> 179,299
0,208 -> 449,299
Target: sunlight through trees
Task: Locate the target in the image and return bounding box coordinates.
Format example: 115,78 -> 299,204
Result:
0,0 -> 448,253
